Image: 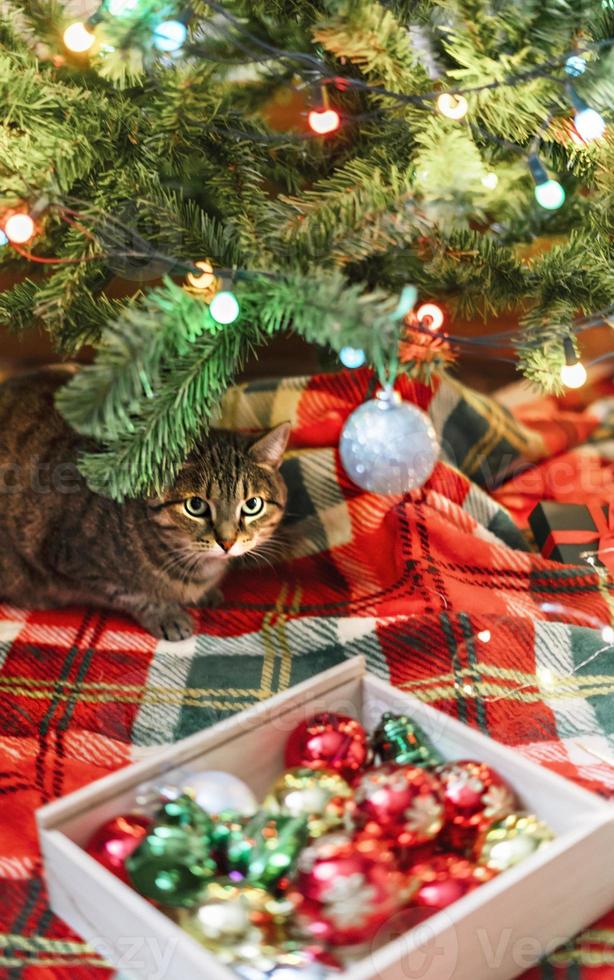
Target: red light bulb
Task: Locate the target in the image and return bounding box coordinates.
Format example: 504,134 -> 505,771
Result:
308,108 -> 341,135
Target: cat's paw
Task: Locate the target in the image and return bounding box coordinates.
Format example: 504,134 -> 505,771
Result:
137,606 -> 194,641
197,587 -> 224,609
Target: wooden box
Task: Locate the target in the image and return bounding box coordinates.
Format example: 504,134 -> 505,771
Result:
37,656 -> 614,980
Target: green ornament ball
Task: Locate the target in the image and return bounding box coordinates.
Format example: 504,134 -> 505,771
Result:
125,824 -> 217,907
371,711 -> 443,768
155,793 -> 214,837
226,811 -> 309,889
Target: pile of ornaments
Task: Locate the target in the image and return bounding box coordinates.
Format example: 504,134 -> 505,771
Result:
85,711 -> 554,977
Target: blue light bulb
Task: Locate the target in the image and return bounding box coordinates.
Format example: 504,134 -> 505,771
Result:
153,20 -> 187,52
574,107 -> 606,142
534,179 -> 566,210
339,346 -> 366,369
0,230 -> 8,247
209,291 -> 240,325
564,55 -> 587,77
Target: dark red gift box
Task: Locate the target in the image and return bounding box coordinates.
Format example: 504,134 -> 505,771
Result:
529,502 -> 614,573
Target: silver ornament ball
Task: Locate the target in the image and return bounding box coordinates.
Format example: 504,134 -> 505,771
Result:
182,770 -> 258,817
339,388 -> 439,494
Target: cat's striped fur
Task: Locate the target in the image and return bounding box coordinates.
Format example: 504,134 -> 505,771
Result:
0,367 -> 289,640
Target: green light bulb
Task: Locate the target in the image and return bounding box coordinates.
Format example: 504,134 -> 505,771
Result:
534,179 -> 565,210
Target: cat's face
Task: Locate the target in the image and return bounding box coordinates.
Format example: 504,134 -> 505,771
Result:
148,424 -> 290,561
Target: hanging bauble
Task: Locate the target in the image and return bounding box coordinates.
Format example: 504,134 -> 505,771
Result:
288,832 -> 413,946
475,812 -> 554,872
154,792 -> 214,836
371,711 -> 443,769
226,811 -> 309,889
408,852 -> 495,912
125,825 -> 217,906
437,760 -> 516,851
339,387 -> 439,494
178,879 -> 291,965
264,767 -> 354,838
285,713 -> 370,780
182,771 -> 258,818
353,763 -> 445,848
85,813 -> 151,882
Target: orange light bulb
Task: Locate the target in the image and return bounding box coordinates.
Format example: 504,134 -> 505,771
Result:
4,213 -> 35,244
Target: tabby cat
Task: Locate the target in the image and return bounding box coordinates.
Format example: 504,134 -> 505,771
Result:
0,367 -> 290,640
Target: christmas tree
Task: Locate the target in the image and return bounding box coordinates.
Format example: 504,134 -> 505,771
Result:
0,0 -> 612,499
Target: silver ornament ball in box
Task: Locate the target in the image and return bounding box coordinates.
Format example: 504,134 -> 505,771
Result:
339,388 -> 439,494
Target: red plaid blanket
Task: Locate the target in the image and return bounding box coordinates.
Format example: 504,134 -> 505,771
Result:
0,368 -> 612,978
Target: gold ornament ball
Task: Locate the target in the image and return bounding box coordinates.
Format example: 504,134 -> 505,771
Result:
476,812 -> 554,872
178,880 -> 292,963
264,767 -> 354,838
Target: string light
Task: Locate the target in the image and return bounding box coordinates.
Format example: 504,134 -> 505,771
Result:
528,155 -> 565,210
574,106 -> 606,141
481,172 -> 498,189
4,213 -> 36,244
209,290 -> 240,324
564,55 -> 587,76
63,22 -> 96,53
560,337 -> 587,388
416,303 -> 444,330
187,260 -> 215,290
153,20 -> 188,52
308,86 -> 341,135
308,108 -> 341,135
567,85 -> 606,141
437,93 -> 468,120
339,347 -> 366,369
0,230 -> 8,247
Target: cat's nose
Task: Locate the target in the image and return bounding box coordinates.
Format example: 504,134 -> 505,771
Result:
217,537 -> 236,553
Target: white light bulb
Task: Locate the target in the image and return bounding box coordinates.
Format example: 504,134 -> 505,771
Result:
437,93 -> 468,120
63,22 -> 95,53
574,108 -> 606,142
416,302 -> 444,330
481,172 -> 498,190
560,360 -> 587,389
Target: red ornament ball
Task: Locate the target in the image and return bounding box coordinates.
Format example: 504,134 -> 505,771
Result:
86,813 -> 152,882
354,763 -> 445,848
408,852 -> 496,912
285,712 -> 369,780
289,832 -> 413,946
437,761 -> 516,849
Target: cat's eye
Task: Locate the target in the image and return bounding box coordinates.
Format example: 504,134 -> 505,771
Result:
242,496 -> 264,517
184,496 -> 209,518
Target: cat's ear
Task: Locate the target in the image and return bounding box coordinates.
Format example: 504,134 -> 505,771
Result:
249,422 -> 291,469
